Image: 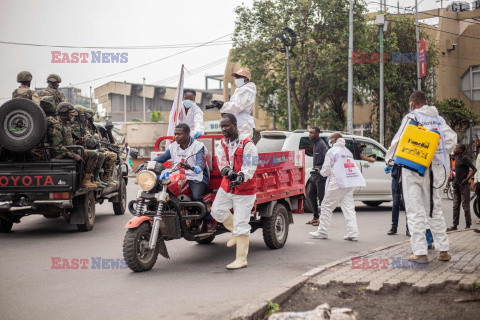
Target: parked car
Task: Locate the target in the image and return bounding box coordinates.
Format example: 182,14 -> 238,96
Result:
257,130 -> 394,212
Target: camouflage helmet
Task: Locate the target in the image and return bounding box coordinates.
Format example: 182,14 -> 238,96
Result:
85,108 -> 95,119
47,74 -> 62,83
17,71 -> 33,82
39,96 -> 56,116
74,105 -> 86,115
56,102 -> 74,115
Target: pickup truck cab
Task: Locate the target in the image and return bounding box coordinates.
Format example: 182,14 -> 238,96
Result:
0,98 -> 128,232
257,130 -> 393,211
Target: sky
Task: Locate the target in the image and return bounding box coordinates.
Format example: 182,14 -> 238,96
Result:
0,0 -> 444,105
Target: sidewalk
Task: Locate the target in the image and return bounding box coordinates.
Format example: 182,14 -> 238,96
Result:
232,229 -> 480,319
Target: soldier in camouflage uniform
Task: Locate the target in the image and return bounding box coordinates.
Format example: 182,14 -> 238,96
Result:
71,105 -> 106,187
50,102 -> 98,189
85,108 -> 118,186
12,71 -> 40,105
38,74 -> 66,107
27,96 -> 58,161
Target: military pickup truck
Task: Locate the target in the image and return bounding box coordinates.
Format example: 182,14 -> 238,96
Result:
0,98 -> 128,232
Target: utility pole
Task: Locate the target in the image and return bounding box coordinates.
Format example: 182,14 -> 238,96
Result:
379,1 -> 385,146
415,0 -> 421,90
143,77 -> 146,122
89,86 -> 92,109
397,0 -> 400,13
124,81 -> 127,123
347,0 -> 354,133
286,45 -> 292,131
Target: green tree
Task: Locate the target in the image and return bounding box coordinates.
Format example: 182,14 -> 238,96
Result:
232,0 -> 369,129
360,15 -> 439,145
435,98 -> 480,133
149,110 -> 162,122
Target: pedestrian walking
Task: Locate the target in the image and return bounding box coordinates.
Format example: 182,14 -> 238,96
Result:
386,90 -> 457,263
306,127 -> 328,226
309,132 -> 366,241
385,164 -> 410,235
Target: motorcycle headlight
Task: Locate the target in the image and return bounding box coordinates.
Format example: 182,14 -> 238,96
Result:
137,171 -> 157,191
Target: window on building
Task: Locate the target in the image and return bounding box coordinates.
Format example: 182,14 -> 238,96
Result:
461,66 -> 480,101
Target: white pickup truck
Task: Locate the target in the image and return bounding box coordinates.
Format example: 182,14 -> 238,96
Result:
257,130 -> 394,212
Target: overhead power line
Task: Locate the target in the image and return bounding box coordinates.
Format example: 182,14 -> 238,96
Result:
71,33 -> 232,86
0,39 -> 233,49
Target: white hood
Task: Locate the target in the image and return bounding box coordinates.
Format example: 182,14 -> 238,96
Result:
416,105 -> 439,117
334,138 -> 346,147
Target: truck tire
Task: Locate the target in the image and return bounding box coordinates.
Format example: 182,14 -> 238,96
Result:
362,201 -> 383,207
261,203 -> 289,249
123,222 -> 160,272
195,235 -> 215,244
0,98 -> 47,152
75,191 -> 96,232
113,179 -> 126,215
303,181 -> 313,213
0,219 -> 13,233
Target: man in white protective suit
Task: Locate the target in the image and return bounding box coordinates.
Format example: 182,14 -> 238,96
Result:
386,90 -> 457,264
179,89 -> 204,139
309,132 -> 366,241
211,113 -> 258,270
207,68 -> 256,139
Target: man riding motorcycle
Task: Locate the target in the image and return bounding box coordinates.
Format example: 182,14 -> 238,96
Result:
153,123 -> 214,232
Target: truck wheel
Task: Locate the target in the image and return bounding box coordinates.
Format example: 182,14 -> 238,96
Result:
195,235 -> 215,244
75,191 -> 96,232
113,179 -> 126,215
123,222 -> 159,272
303,181 -> 313,213
262,203 -> 289,249
362,201 -> 383,207
0,219 -> 13,233
0,98 -> 47,152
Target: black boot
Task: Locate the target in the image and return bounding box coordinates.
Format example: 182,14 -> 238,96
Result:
387,225 -> 397,235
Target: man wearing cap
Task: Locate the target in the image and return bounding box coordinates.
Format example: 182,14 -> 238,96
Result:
38,74 -> 66,107
210,68 -> 256,139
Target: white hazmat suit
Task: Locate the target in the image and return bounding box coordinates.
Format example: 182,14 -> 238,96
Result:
311,138 -> 366,239
211,138 -> 258,236
178,103 -> 204,137
220,82 -> 256,139
386,105 -> 457,256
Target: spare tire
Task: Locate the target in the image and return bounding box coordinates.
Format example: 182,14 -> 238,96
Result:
0,98 -> 47,152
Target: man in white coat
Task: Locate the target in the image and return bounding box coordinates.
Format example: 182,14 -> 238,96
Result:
386,90 -> 457,263
209,68 -> 256,139
180,89 -> 204,139
211,113 -> 258,270
310,132 -> 366,241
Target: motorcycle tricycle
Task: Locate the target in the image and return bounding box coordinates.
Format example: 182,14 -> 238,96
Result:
123,135 -> 305,272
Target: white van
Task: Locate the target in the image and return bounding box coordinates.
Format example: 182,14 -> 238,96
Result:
257,130 -> 394,211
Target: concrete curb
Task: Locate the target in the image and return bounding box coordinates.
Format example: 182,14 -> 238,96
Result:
230,229 -> 472,320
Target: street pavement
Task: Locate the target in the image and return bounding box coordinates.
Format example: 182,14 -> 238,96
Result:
0,182 -> 473,320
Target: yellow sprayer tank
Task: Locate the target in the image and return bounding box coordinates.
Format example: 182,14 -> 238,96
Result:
394,121 -> 440,176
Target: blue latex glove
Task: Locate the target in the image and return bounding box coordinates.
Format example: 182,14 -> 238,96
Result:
384,165 -> 392,174
193,132 -> 202,139
192,166 -> 202,174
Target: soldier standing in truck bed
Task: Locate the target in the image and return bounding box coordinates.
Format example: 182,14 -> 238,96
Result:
38,74 -> 66,106
50,102 -> 98,189
12,71 -> 40,105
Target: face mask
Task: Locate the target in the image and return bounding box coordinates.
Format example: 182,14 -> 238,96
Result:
235,78 -> 245,87
409,101 -> 414,111
328,140 -> 333,147
183,100 -> 194,109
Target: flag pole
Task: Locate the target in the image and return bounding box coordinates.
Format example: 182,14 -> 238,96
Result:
174,65 -> 184,126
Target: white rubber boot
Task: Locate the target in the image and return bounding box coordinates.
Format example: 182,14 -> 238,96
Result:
226,235 -> 249,270
222,214 -> 237,247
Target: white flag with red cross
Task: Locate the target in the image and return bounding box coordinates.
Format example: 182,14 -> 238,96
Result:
332,148 -> 366,188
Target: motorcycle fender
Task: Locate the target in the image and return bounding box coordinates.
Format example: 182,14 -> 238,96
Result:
157,237 -> 170,259
125,216 -> 151,228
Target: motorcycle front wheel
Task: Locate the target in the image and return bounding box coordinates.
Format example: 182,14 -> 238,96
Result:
123,222 -> 160,272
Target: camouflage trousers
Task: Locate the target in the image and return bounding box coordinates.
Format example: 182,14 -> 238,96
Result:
83,150 -> 99,174
103,151 -> 117,173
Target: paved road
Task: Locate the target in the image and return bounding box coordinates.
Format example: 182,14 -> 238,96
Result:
0,182 -> 471,320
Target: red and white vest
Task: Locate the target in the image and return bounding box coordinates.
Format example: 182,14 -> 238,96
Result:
220,137 -> 257,195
